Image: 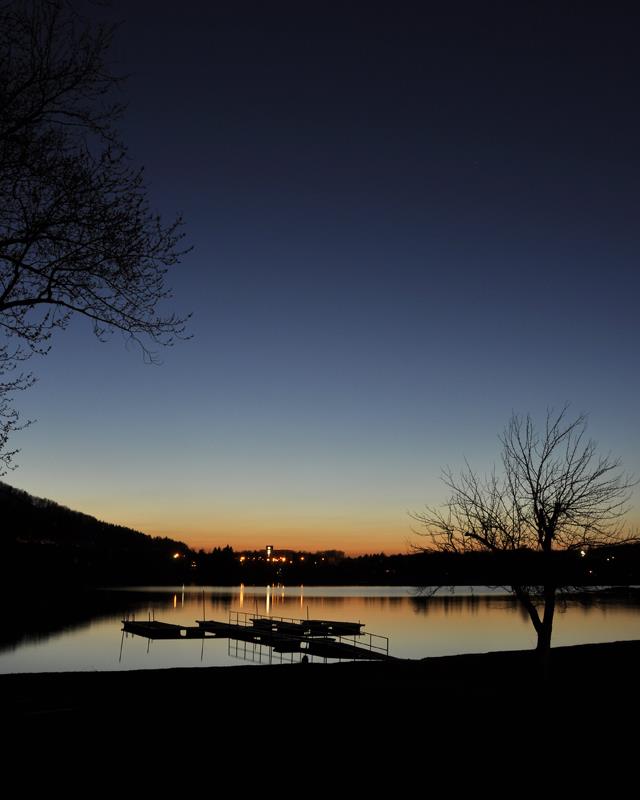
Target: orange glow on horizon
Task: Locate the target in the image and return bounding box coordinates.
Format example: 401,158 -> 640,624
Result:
151,528 -> 412,556
59,491 -> 421,555
42,494 -> 640,557
118,513 -> 416,555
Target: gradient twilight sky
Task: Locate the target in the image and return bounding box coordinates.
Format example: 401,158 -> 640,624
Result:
7,2 -> 640,553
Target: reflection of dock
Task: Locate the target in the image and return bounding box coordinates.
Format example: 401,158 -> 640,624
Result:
121,610 -> 392,663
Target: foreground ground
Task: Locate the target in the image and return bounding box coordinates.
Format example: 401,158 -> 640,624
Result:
5,639 -> 639,718
4,640 -> 638,781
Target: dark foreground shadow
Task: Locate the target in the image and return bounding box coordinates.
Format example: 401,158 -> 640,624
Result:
4,640 -> 639,786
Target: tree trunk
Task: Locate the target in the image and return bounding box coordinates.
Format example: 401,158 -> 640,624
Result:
536,621 -> 553,653
536,584 -> 556,680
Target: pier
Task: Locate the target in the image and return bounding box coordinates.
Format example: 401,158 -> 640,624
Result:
122,610 -> 392,663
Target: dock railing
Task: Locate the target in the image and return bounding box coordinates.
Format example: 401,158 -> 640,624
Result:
228,609 -> 389,662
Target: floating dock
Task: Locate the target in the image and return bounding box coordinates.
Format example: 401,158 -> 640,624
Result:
121,609 -> 392,662
121,620 -> 208,639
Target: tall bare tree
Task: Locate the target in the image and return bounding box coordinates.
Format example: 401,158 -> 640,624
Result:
412,408 -> 635,655
0,0 -> 190,471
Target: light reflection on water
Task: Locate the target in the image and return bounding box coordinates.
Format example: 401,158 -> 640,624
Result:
1,585 -> 638,673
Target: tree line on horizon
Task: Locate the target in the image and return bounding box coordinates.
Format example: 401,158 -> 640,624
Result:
3,479 -> 639,590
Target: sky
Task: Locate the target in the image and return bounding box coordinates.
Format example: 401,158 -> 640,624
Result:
6,1 -> 640,553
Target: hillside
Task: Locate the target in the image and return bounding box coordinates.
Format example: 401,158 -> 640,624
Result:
0,482 -> 192,586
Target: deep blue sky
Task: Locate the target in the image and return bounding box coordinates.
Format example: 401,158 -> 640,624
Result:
9,1 -> 640,552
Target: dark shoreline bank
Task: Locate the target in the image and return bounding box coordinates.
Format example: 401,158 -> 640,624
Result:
6,641 -> 639,781
5,639 -> 640,723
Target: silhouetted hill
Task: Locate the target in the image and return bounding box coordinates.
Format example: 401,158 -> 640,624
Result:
4,481 -> 639,588
0,482 -> 193,586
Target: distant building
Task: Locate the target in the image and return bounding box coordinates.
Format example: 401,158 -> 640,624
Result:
266,544 -> 273,559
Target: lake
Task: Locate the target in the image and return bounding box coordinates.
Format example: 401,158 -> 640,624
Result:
2,584 -> 639,673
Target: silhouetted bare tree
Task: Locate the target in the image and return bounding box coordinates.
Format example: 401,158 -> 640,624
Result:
0,0 -> 190,471
412,408 -> 635,656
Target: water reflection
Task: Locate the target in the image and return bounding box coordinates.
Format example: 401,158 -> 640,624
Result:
409,594 -> 521,615
1,584 -> 639,673
0,588 -> 154,655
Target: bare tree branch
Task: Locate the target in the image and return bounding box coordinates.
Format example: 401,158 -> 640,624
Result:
0,1 -> 191,468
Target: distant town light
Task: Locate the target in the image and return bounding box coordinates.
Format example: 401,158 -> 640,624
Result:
173,552 -> 181,559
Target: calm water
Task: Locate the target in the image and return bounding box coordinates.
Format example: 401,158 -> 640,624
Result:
2,585 -> 639,673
